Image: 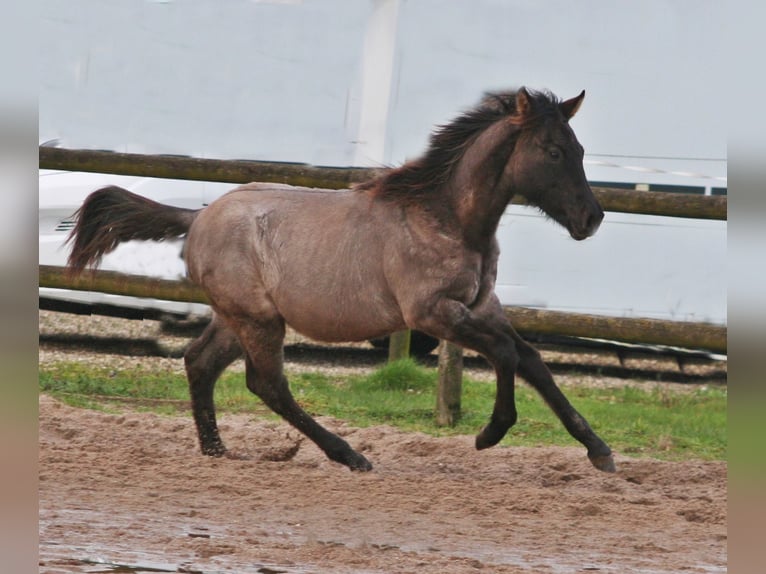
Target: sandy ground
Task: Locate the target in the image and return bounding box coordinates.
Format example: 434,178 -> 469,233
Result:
38,311 -> 727,573
39,395 -> 726,574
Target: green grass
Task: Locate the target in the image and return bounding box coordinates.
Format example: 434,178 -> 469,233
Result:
39,358 -> 727,461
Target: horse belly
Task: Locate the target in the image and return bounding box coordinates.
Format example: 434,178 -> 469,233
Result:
275,285 -> 405,343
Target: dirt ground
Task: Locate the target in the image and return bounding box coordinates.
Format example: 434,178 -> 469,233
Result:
39,393 -> 726,574
38,310 -> 727,573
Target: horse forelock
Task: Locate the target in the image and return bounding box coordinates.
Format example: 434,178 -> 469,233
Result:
356,88 -> 563,201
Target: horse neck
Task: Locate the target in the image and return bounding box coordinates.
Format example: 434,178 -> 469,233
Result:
445,120 -> 519,250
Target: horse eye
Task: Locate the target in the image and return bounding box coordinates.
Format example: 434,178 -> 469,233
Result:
548,149 -> 561,160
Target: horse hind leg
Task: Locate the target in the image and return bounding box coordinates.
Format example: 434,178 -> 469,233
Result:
233,315 -> 373,472
184,314 -> 242,456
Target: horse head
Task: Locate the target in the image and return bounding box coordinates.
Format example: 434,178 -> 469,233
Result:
506,88 -> 604,240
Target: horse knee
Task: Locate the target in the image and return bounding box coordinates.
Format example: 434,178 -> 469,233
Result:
518,342 -> 543,365
489,338 -> 520,376
517,343 -> 556,387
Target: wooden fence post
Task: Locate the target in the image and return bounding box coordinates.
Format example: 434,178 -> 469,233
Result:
436,340 -> 463,426
388,329 -> 411,362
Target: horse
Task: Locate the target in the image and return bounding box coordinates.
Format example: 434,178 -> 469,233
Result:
66,87 -> 615,473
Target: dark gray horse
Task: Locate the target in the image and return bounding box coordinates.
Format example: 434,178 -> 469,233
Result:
67,88 -> 615,473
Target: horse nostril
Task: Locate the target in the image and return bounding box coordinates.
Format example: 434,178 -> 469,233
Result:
586,209 -> 604,234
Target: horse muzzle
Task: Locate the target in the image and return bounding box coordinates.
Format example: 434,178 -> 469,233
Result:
568,203 -> 604,241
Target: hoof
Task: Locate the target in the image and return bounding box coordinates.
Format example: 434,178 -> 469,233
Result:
348,452 -> 374,472
475,434 -> 495,451
327,439 -> 373,471
201,444 -> 227,457
588,452 -> 617,473
475,425 -> 505,450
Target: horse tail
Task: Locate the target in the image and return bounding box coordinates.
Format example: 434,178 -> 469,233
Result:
66,185 -> 200,276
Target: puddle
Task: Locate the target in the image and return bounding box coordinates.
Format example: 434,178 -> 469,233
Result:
44,548 -> 725,574
40,509 -> 725,574
40,542 -> 313,574
39,507 -> 319,574
41,554 -> 313,574
70,559 -> 178,573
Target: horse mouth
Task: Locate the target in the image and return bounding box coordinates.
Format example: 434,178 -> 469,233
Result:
535,202 -> 603,241
567,217 -> 602,241
567,208 -> 604,241
568,228 -> 591,241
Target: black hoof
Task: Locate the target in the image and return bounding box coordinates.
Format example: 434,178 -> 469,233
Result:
475,434 -> 497,450
475,423 -> 507,450
347,451 -> 373,472
201,442 -> 227,457
588,452 -> 617,473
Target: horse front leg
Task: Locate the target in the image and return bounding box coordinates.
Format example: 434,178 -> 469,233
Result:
411,294 -> 615,473
507,327 -> 616,472
184,315 -> 242,456
408,297 -> 522,450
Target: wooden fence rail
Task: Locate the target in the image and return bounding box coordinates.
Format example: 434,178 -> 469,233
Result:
39,265 -> 727,354
40,147 -> 727,220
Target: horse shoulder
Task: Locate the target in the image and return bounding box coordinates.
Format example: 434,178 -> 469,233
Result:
383,209 -> 490,311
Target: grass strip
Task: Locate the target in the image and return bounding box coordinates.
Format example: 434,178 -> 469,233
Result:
39,359 -> 726,461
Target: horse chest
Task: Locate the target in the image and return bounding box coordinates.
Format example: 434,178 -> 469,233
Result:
450,269 -> 482,309
404,247 -> 485,309
444,247 -> 497,310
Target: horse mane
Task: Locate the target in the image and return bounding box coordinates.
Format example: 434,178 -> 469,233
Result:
356,88 -> 562,201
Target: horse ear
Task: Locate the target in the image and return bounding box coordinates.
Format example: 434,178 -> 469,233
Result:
515,87 -> 533,119
560,90 -> 585,120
